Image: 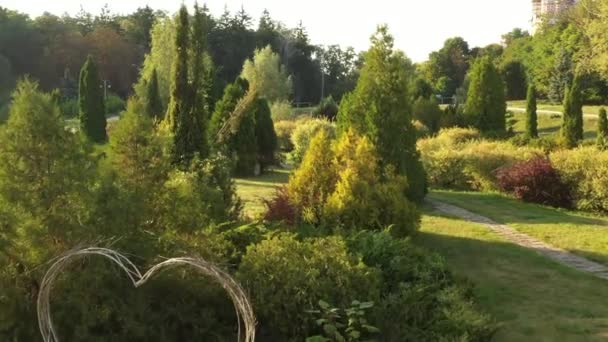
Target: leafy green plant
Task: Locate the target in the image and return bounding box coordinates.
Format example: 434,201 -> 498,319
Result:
306,300 -> 380,342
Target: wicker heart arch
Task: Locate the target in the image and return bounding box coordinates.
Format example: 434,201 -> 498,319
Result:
37,247 -> 256,342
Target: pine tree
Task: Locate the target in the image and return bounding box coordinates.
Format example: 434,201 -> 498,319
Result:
526,83 -> 538,138
78,55 -> 107,142
254,98 -> 277,171
337,25 -> 427,202
144,68 -> 163,120
548,49 -> 573,104
464,56 -> 506,134
165,5 -> 195,165
597,108 -> 608,149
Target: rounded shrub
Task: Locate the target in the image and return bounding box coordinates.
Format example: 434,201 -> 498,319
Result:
496,156 -> 572,208
551,147 -> 608,212
290,118 -> 336,164
274,120 -> 297,152
237,233 -> 381,338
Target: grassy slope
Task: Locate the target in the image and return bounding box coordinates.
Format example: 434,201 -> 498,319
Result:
429,190 -> 608,266
235,168 -> 290,218
416,208 -> 608,341
508,100 -> 605,116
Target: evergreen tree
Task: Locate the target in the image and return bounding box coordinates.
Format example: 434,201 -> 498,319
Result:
548,49 -> 573,104
561,87 -> 578,148
597,107 -> 608,149
191,2 -> 209,159
144,68 -> 163,119
337,25 -> 427,202
525,83 -> 538,138
571,75 -> 584,141
232,108 -> 258,176
464,56 -> 506,134
165,5 -> 195,165
78,55 -> 107,142
254,98 -> 277,171
208,78 -> 248,148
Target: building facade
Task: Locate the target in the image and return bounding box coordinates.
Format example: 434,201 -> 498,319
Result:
532,0 -> 577,33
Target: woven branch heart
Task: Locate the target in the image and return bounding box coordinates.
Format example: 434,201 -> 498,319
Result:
37,247 -> 256,342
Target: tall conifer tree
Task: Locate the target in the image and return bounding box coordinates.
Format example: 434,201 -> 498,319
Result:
526,83 -> 538,138
78,55 -> 107,142
145,68 -> 163,120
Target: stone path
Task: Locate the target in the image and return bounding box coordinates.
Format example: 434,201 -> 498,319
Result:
429,199 -> 608,280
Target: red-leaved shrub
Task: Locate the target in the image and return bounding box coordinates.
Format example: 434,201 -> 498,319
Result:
496,156 -> 572,208
263,186 -> 297,225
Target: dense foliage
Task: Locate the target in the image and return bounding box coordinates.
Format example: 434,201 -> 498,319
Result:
496,156 -> 572,208
526,83 -> 538,138
78,55 -> 107,142
338,26 -> 427,202
464,56 -> 506,134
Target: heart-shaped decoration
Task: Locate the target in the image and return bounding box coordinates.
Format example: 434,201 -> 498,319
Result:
37,247 -> 256,342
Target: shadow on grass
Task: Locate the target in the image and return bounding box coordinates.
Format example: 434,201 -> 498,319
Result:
428,190 -> 608,227
415,212 -> 608,341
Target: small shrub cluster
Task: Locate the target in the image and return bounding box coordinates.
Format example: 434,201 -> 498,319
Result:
418,128 -> 541,191
290,117 -> 336,164
262,186 -> 296,225
551,147 -> 608,212
313,96 -> 339,120
496,156 -> 572,208
284,130 -> 420,237
270,100 -> 293,121
274,119 -> 297,151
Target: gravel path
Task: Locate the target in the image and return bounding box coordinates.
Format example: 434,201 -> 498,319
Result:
429,199 -> 608,280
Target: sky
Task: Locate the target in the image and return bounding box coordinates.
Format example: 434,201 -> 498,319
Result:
0,0 -> 533,62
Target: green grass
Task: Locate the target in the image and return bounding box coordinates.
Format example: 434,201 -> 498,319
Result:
235,168 -> 290,218
510,110 -> 598,140
508,100 -> 605,115
429,190 -> 608,266
416,208 -> 608,341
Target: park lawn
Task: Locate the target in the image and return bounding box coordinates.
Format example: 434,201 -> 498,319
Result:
508,100 -> 605,116
416,208 -> 608,341
235,168 -> 290,218
429,190 -> 608,266
510,110 -> 598,140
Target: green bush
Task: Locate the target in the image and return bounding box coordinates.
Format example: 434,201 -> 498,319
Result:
105,93 -> 126,115
324,132 -> 419,237
270,100 -> 293,121
419,128 -> 542,191
551,147 -> 608,212
290,118 -> 336,164
413,96 -> 442,134
274,120 -> 297,151
347,231 -> 497,341
60,98 -> 79,118
313,96 -> 339,120
237,233 -> 381,338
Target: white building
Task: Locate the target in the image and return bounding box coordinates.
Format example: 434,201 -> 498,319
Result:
532,0 -> 577,34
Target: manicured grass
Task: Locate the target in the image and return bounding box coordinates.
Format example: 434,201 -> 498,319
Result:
508,100 -> 605,116
510,110 -> 598,140
235,168 -> 290,218
416,208 -> 608,341
429,190 -> 608,266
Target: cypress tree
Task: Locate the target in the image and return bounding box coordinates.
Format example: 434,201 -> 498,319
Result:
464,56 -> 506,134
254,98 -> 277,171
145,68 -> 163,120
208,78 -> 248,148
525,83 -> 538,138
571,75 -> 584,141
166,5 -> 194,165
561,87 -> 577,148
78,55 -> 107,142
190,2 -> 209,159
337,25 -> 426,202
597,107 -> 608,149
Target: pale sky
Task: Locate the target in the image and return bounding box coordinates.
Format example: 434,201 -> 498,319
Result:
0,0 -> 533,62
